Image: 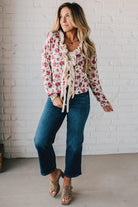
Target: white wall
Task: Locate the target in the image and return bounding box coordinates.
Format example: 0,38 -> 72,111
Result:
0,0 -> 138,158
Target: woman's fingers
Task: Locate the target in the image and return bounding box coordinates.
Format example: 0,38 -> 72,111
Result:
103,104 -> 113,112
52,96 -> 63,108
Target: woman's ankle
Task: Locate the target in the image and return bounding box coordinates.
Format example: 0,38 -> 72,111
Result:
63,176 -> 72,186
50,168 -> 58,181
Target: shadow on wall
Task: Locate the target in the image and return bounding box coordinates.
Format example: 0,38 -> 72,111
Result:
0,1 -> 17,159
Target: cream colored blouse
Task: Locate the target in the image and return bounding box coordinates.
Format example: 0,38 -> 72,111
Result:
41,30 -> 109,112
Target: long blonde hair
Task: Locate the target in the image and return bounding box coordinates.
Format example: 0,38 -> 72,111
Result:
51,2 -> 96,73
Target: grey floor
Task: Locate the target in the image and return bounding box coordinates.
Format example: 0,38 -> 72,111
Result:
0,153 -> 138,207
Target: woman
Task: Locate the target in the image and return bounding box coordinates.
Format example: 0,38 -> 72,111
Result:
34,2 -> 113,205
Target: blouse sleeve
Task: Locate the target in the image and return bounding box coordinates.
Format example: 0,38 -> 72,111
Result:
41,32 -> 58,100
87,52 -> 110,107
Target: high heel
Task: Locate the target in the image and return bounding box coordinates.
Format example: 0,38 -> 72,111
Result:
49,168 -> 65,197
61,185 -> 73,205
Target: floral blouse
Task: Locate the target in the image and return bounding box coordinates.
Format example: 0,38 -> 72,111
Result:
41,30 -> 109,112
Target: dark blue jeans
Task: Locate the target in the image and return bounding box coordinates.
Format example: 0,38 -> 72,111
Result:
34,89 -> 90,178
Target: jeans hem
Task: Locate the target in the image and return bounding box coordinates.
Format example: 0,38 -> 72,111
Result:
64,172 -> 82,178
40,167 -> 56,176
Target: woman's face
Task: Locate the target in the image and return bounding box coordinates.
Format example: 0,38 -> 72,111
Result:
59,7 -> 75,32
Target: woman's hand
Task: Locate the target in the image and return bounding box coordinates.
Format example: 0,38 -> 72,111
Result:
52,96 -> 63,108
102,102 -> 113,112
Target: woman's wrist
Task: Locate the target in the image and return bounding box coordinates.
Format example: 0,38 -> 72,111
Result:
50,93 -> 58,102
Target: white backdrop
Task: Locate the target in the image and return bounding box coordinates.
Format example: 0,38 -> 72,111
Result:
0,0 -> 138,158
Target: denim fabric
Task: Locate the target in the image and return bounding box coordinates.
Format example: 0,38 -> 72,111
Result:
34,88 -> 90,178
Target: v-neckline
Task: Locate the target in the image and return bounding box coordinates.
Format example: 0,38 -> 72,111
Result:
59,30 -> 82,54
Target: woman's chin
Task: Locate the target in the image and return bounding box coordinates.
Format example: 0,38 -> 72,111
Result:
62,28 -> 69,32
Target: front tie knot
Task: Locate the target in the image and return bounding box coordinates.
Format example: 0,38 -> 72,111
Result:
59,30 -> 82,113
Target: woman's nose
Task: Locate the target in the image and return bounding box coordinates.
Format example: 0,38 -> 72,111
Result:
62,17 -> 66,23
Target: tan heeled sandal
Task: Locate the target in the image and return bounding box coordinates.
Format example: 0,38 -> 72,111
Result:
61,185 -> 73,205
49,168 -> 65,197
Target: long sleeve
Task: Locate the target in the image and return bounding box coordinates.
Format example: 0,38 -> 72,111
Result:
87,53 -> 110,107
41,32 -> 58,100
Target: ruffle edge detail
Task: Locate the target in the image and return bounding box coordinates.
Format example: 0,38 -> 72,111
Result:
59,30 -> 82,113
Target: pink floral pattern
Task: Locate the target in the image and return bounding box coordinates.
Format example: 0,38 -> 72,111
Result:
41,30 -> 110,107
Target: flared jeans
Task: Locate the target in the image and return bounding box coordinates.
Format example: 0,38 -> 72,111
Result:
34,89 -> 90,178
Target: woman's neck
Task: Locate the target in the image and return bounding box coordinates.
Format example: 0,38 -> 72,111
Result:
65,29 -> 77,41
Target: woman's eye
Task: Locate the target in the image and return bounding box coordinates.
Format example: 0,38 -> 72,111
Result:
59,14 -> 70,20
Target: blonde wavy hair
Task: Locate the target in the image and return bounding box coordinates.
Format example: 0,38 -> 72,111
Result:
51,2 -> 96,73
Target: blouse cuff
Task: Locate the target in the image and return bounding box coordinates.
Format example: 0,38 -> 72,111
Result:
100,100 -> 110,107
50,93 -> 58,101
